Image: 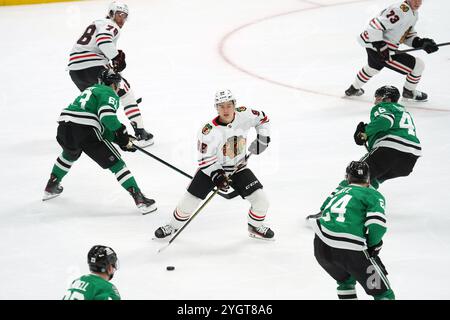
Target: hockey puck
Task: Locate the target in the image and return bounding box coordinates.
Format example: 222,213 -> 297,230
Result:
166,266 -> 175,271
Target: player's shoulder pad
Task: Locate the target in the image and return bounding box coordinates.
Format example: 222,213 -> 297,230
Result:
393,2 -> 412,17
400,2 -> 410,13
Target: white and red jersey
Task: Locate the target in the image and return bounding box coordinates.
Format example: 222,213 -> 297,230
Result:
197,106 -> 270,177
358,1 -> 419,51
68,19 -> 121,71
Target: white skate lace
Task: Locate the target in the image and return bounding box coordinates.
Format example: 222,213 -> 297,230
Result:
161,225 -> 175,236
256,225 -> 269,235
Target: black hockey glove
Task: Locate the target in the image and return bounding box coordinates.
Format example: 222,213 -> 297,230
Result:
248,135 -> 270,155
114,124 -> 136,152
354,122 -> 367,146
112,50 -> 126,72
367,240 -> 383,257
211,169 -> 230,192
372,41 -> 390,61
412,37 -> 439,54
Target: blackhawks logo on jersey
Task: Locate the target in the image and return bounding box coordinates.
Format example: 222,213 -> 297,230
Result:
222,135 -> 246,159
236,106 -> 247,112
400,3 -> 409,12
202,123 -> 212,135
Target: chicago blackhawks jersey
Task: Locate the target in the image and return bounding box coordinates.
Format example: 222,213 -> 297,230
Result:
58,84 -> 122,139
68,19 -> 121,71
365,102 -> 422,156
358,1 -> 418,51
197,106 -> 270,176
63,274 -> 121,300
312,182 -> 387,251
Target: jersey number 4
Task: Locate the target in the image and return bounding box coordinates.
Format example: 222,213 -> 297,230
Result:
322,194 -> 352,223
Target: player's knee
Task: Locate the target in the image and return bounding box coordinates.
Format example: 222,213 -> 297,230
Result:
413,57 -> 425,74
177,192 -> 202,214
246,189 -> 269,212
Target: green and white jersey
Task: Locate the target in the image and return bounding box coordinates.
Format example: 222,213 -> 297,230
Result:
365,102 -> 421,156
63,274 -> 121,300
58,84 -> 122,134
312,181 -> 387,251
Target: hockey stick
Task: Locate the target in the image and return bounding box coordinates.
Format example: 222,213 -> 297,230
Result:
158,154 -> 252,253
395,42 -> 450,54
132,144 -> 239,200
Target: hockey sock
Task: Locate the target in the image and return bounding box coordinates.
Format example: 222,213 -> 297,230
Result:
109,160 -> 139,191
246,189 -> 269,227
352,65 -> 380,89
336,277 -> 357,300
374,289 -> 395,300
51,152 -> 77,182
404,57 -> 424,92
170,192 -> 201,229
120,89 -> 145,128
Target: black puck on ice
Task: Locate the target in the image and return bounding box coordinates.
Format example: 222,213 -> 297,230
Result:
166,266 -> 175,271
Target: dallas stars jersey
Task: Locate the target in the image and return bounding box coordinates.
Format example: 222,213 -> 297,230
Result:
365,102 -> 421,156
358,1 -> 418,51
68,19 -> 121,71
63,274 -> 120,300
312,181 -> 387,251
58,84 -> 122,137
197,106 -> 270,176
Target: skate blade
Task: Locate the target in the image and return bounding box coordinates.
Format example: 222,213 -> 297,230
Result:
140,204 -> 157,215
133,139 -> 154,148
401,97 -> 428,103
248,233 -> 275,241
42,192 -> 61,201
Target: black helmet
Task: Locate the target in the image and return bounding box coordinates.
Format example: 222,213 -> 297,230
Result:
346,161 -> 370,184
374,85 -> 400,103
87,245 -> 118,273
99,69 -> 122,86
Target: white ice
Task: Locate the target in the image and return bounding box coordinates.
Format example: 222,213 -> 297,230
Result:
0,0 -> 449,299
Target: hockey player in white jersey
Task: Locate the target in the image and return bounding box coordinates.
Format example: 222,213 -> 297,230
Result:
68,1 -> 154,147
345,0 -> 438,101
154,90 -> 275,240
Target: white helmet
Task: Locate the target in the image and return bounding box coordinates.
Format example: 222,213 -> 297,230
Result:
214,89 -> 236,108
108,1 -> 129,19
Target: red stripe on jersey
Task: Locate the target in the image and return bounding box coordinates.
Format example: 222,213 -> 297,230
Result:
125,108 -> 140,116
387,60 -> 412,73
198,157 -> 217,166
212,116 -> 219,126
69,53 -> 99,61
370,19 -> 382,30
385,41 -> 399,49
259,116 -> 268,124
96,36 -> 112,42
249,210 -> 265,220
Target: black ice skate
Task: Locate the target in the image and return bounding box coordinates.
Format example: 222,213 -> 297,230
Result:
248,223 -> 275,241
345,85 -> 365,97
402,88 -> 428,102
131,121 -> 154,148
154,224 -> 177,239
128,187 -> 157,214
42,174 -> 63,201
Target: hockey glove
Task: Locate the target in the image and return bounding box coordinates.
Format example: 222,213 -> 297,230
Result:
412,37 -> 439,54
114,124 -> 136,152
372,41 -> 390,61
112,50 -> 126,72
248,135 -> 270,155
354,122 -> 367,146
367,240 -> 383,257
211,169 -> 230,192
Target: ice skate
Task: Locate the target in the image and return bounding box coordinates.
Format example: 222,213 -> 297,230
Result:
128,187 -> 157,214
248,223 -> 275,241
42,174 -> 63,201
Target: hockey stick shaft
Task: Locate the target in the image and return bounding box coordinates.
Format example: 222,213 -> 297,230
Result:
395,42 -> 450,54
158,154 -> 252,253
133,145 -> 237,199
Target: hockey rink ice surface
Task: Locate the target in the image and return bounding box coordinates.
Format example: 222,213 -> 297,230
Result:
1,0 -> 449,299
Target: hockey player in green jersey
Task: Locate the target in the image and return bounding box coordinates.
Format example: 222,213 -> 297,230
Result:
312,161 -> 395,300
43,69 -> 156,214
354,85 -> 421,189
63,245 -> 121,300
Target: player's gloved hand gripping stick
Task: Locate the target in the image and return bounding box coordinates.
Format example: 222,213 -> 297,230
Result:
157,153 -> 252,253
